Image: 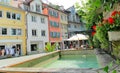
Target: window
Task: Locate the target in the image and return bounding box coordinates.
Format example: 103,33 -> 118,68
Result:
31,44 -> 37,51
11,29 -> 16,35
74,25 -> 77,28
41,30 -> 45,36
56,22 -> 59,27
7,12 -> 11,19
16,14 -> 21,20
17,29 -> 22,35
57,33 -> 60,38
12,13 -> 16,19
36,4 -> 41,12
31,16 -> 36,22
50,32 -> 53,37
6,12 -> 21,20
53,32 -> 56,38
11,29 -> 22,35
50,21 -> 53,26
32,30 -> 37,36
31,5 -> 34,11
49,10 -> 52,15
53,22 -> 56,26
2,28 -> 7,35
0,11 -> 2,17
0,45 -> 5,50
68,24 -> 71,28
54,22 -> 59,27
49,10 -> 58,17
24,5 -> 29,11
41,18 -> 45,23
61,15 -> 63,20
54,11 -> 58,17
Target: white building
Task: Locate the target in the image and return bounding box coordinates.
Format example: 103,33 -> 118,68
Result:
18,0 -> 49,54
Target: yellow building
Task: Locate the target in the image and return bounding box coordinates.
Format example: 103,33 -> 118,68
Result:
0,4 -> 26,56
59,11 -> 68,40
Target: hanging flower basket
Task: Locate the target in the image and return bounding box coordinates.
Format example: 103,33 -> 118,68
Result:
108,31 -> 120,41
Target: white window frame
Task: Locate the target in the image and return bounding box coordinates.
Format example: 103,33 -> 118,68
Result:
2,28 -> 7,35
16,14 -> 21,20
17,29 -> 22,35
41,17 -> 45,23
41,30 -> 46,37
31,15 -> 37,22
12,13 -> 16,20
36,4 -> 41,13
6,12 -> 11,19
11,28 -> 16,35
32,29 -> 37,36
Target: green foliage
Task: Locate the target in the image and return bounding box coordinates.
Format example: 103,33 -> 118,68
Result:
75,0 -> 120,29
93,35 -> 100,48
45,42 -> 56,52
112,41 -> 120,58
103,66 -> 109,73
75,0 -> 104,29
101,60 -> 119,73
88,36 -> 94,47
96,25 -> 109,49
112,70 -> 117,73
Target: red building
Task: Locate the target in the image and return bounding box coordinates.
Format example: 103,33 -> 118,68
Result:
42,3 -> 62,44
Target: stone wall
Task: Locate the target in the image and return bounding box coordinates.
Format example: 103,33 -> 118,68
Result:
12,52 -> 59,67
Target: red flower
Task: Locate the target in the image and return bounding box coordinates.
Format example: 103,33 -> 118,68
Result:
92,31 -> 96,36
111,11 -> 118,16
108,17 -> 114,24
92,25 -> 96,30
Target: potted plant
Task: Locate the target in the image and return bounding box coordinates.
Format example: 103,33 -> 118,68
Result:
103,10 -> 120,41
45,42 -> 56,52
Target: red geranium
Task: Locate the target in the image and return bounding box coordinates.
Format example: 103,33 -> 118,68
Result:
111,11 -> 118,16
92,25 -> 96,30
108,17 -> 114,24
92,31 -> 96,36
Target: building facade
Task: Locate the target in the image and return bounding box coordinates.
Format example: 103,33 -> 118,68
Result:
0,4 -> 26,56
43,4 -> 62,45
18,0 -> 49,54
59,11 -> 68,49
67,6 -> 86,37
59,12 -> 68,40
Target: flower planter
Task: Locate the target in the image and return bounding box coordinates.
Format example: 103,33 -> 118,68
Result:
108,31 -> 120,41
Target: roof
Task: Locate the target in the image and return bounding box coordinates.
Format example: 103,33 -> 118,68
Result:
42,3 -> 68,15
23,0 -> 33,5
0,4 -> 25,12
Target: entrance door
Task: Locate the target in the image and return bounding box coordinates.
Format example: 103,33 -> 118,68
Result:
0,45 -> 5,56
16,44 -> 21,55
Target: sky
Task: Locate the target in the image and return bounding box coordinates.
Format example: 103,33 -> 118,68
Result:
42,0 -> 81,9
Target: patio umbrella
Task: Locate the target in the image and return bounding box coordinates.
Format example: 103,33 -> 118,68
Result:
67,34 -> 89,41
67,34 -> 89,49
